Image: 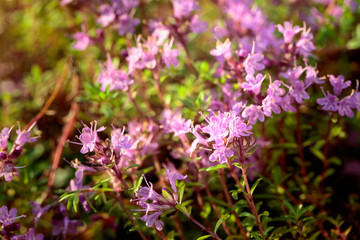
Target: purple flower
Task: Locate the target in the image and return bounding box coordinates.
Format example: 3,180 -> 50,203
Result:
190,15 -> 208,34
209,144 -> 234,164
317,88 -> 339,111
288,80 -> 310,104
140,211 -> 164,231
210,39 -> 232,60
0,127 -> 12,150
132,172 -> 184,231
187,125 -> 209,156
228,113 -> 252,139
241,73 -> 265,95
97,4 -> 116,27
165,165 -> 187,193
281,66 -> 306,85
29,202 -> 51,224
126,38 -> 157,74
243,44 -> 264,75
171,0 -> 199,19
150,22 -> 170,46
67,159 -> 96,184
201,112 -> 231,145
161,110 -> 191,137
262,94 -> 281,117
279,95 -> 296,112
52,205 -> 83,237
329,74 -> 351,96
111,127 -> 133,158
73,32 -> 91,51
338,96 -> 354,118
69,179 -> 91,212
98,55 -> 133,92
0,161 -> 20,182
116,14 -> 140,36
69,121 -> 105,154
12,228 -> 44,240
162,38 -> 179,68
277,21 -> 302,43
15,122 -> 38,148
0,206 -> 24,228
296,24 -> 316,58
242,105 -> 265,124
305,65 -> 324,85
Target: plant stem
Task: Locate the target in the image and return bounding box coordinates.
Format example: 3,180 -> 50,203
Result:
228,137 -> 263,236
295,104 -> 307,180
173,213 -> 186,240
320,112 -> 334,192
193,161 -> 231,236
240,161 -> 264,236
153,70 -> 168,109
219,169 -> 249,239
182,213 -> 222,240
127,87 -> 147,118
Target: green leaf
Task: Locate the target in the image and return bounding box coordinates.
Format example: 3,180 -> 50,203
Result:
214,214 -> 230,234
131,175 -> 143,192
259,211 -> 270,219
199,163 -> 227,172
124,164 -> 140,170
284,201 -> 296,215
196,235 -> 212,240
59,191 -> 76,202
251,178 -> 263,195
176,204 -> 189,216
162,190 -> 173,202
178,182 -> 185,203
73,192 -> 79,213
264,226 -> 274,236
84,192 -> 97,212
167,230 -> 175,240
238,211 -> 256,220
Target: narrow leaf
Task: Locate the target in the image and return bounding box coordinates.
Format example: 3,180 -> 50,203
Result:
214,214 -> 230,234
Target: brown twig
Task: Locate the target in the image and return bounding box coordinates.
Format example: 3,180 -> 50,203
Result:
48,102 -> 79,187
25,57 -> 72,131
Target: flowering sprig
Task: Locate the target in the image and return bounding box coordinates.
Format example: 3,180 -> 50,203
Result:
131,167 -> 187,231
0,123 -> 39,182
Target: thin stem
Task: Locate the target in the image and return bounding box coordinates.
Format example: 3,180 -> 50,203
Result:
219,169 -> 249,239
295,104 -> 307,180
194,161 -> 231,236
225,157 -> 243,191
183,213 -> 222,240
25,57 -> 72,131
113,166 -> 129,189
153,70 -> 168,109
48,102 -> 78,187
229,137 -> 263,236
241,161 -> 264,236
278,118 -> 286,171
320,112 -> 334,192
127,87 -> 147,118
116,192 -> 148,240
173,213 -> 186,240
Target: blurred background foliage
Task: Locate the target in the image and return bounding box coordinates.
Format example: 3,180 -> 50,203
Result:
0,0 -> 360,239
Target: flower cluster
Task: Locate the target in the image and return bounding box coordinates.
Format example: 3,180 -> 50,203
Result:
98,55 -> 133,92
0,123 -> 38,182
189,111 -> 252,164
0,205 -> 43,240
131,166 -> 187,231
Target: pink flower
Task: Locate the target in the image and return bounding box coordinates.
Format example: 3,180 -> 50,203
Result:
73,32 -> 91,51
